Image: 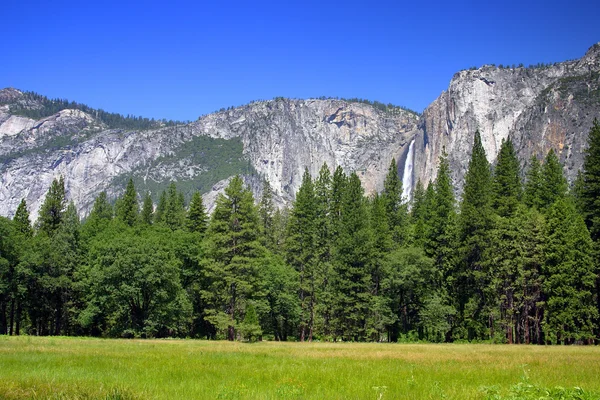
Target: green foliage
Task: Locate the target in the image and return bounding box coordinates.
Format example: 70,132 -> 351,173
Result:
492,138 -> 522,217
541,149 -> 568,209
331,172 -> 372,341
285,168 -> 317,341
382,158 -> 408,246
113,136 -> 255,206
37,176 -> 66,236
240,303 -> 262,341
82,223 -> 192,337
164,182 -> 185,231
458,131 -> 494,340
523,155 -> 544,210
580,119 -> 600,241
140,192 -> 154,225
4,90 -> 182,130
202,176 -> 266,340
543,198 -> 597,343
186,191 -> 208,234
12,199 -> 32,238
117,178 -> 139,227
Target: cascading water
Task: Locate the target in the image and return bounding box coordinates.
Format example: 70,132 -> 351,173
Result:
401,139 -> 415,202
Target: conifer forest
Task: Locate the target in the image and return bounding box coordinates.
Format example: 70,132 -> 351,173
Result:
2,120 -> 600,345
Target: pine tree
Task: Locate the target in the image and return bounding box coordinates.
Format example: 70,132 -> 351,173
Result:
331,172 -> 372,341
578,119 -> 600,338
186,191 -> 208,235
429,151 -> 456,276
117,178 -> 138,227
523,155 -> 544,209
258,179 -> 276,249
90,191 -> 113,221
13,199 -> 32,238
543,198 -> 597,343
330,166 -> 347,237
165,182 -> 185,231
492,138 -> 522,217
366,193 -> 395,341
83,191 -> 113,238
154,190 -> 167,224
541,149 -> 567,209
37,176 -> 66,236
458,130 -> 494,340
203,176 -> 266,341
141,192 -> 154,225
285,168 -> 317,341
313,163 -> 334,337
382,158 -> 408,246
580,119 -> 600,241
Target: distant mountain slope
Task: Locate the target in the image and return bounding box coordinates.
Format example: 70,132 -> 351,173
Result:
1,43 -> 599,220
0,92 -> 418,220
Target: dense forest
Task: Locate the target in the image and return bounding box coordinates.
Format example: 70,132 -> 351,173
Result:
1,121 -> 600,344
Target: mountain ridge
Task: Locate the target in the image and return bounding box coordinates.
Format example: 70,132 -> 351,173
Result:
1,42 -> 599,220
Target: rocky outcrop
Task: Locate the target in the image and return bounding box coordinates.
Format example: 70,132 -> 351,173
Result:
0,93 -> 418,220
413,43 -> 600,193
1,43 -> 599,221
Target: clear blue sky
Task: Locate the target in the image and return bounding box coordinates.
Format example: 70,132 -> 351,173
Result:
1,0 -> 598,121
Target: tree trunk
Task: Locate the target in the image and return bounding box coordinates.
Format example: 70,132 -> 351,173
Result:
9,297 -> 15,336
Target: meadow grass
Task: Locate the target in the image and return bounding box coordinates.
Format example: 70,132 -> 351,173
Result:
1,336 -> 599,399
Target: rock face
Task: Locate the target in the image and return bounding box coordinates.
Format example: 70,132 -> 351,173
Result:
0,94 -> 418,220
414,43 -> 600,192
1,43 -> 599,221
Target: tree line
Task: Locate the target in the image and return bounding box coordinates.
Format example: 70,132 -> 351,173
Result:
1,121 -> 600,343
5,91 -> 183,130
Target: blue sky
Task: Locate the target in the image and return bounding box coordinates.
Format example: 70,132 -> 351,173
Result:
1,0 -> 598,121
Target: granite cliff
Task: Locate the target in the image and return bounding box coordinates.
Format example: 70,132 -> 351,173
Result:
1,43 -> 599,220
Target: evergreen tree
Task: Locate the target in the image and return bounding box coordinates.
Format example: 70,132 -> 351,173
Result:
331,172 -> 372,341
202,176 -> 266,340
541,149 -> 567,209
492,138 -> 522,217
165,182 -> 185,230
186,191 -> 208,235
330,166 -> 347,237
82,191 -> 113,239
154,190 -> 167,224
117,178 -> 138,227
382,158 -> 408,246
580,119 -> 600,241
458,130 -> 494,340
429,151 -> 456,277
366,193 -> 395,340
37,176 -> 66,236
313,163 -> 334,337
543,198 -> 597,343
0,217 -> 18,335
141,192 -> 154,225
90,191 -> 113,221
285,168 -> 317,341
13,199 -> 32,237
579,119 -> 600,338
523,155 -> 544,209
258,179 -> 276,249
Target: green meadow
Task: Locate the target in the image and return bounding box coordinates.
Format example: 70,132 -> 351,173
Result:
1,337 -> 600,399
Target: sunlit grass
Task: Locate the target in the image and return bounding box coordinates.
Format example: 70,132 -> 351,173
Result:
1,336 -> 599,399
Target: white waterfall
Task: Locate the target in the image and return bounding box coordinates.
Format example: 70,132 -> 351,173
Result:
401,139 -> 415,202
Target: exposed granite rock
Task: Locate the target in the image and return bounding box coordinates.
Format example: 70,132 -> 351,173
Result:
413,42 -> 600,195
1,43 -> 599,221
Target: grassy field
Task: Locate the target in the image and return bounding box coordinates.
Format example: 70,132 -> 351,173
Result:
1,336 -> 600,399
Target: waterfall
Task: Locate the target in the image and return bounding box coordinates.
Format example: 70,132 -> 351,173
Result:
401,139 -> 415,202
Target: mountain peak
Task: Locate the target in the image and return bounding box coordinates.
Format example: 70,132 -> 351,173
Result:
0,87 -> 24,104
